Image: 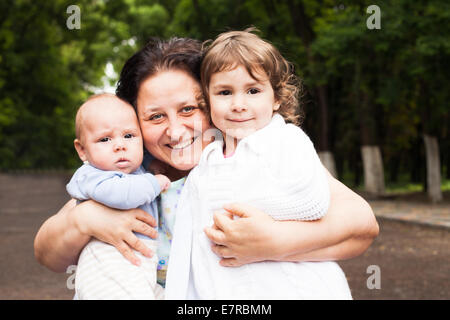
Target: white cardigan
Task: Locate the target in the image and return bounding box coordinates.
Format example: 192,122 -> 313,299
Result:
165,114 -> 351,300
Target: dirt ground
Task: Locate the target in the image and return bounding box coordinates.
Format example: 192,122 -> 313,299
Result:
340,218 -> 449,299
0,173 -> 449,300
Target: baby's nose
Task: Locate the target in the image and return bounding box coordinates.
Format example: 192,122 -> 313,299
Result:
114,141 -> 126,151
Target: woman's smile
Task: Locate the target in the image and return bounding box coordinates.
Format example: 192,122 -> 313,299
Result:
167,136 -> 198,150
137,69 -> 212,171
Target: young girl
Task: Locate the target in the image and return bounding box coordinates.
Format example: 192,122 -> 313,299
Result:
165,30 -> 352,299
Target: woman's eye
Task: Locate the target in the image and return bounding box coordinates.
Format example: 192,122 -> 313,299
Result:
99,137 -> 110,142
181,106 -> 195,113
149,114 -> 163,121
248,88 -> 260,94
124,133 -> 133,139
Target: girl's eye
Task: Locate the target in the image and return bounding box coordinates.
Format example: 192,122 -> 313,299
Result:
218,90 -> 231,96
248,88 -> 260,94
99,137 -> 110,142
124,133 -> 133,139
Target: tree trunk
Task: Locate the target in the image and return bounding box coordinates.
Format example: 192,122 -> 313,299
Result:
315,85 -> 329,151
447,151 -> 450,179
315,85 -> 336,177
288,1 -> 336,182
423,134 -> 443,203
361,145 -> 385,195
318,151 -> 337,178
359,90 -> 385,195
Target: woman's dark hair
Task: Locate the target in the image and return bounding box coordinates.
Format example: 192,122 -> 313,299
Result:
116,37 -> 203,109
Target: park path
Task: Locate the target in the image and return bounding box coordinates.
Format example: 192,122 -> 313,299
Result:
0,173 -> 74,299
0,173 -> 448,299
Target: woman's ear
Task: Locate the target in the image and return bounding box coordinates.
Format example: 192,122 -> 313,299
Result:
273,103 -> 280,111
74,139 -> 87,162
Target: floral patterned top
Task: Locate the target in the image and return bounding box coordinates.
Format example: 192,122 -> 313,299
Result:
156,177 -> 186,287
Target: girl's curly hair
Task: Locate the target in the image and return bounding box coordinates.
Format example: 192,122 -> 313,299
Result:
201,28 -> 303,125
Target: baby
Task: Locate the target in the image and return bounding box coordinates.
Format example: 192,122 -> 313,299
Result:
66,93 -> 170,299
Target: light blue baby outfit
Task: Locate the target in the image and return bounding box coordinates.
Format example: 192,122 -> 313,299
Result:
67,163 -> 165,299
66,163 -> 161,239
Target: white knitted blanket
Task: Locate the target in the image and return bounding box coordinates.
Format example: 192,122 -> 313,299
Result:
165,114 -> 351,300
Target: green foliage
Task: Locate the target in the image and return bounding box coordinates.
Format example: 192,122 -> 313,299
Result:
0,0 -> 448,191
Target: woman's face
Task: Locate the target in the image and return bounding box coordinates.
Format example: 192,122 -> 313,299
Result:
136,69 -> 212,171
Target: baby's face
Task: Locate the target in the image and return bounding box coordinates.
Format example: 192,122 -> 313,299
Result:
76,97 -> 143,174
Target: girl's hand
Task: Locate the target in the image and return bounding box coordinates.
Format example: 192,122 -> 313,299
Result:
204,203 -> 283,267
71,200 -> 158,266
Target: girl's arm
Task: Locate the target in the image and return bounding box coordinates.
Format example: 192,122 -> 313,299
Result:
204,170 -> 379,267
34,199 -> 158,272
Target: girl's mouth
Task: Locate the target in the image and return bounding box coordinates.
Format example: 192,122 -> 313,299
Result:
228,118 -> 253,122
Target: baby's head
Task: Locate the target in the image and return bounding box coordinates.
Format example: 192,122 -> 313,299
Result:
201,28 -> 300,140
74,93 -> 144,174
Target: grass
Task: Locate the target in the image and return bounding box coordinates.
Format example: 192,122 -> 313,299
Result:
350,179 -> 450,194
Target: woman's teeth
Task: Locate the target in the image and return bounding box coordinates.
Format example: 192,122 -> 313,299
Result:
171,137 -> 195,150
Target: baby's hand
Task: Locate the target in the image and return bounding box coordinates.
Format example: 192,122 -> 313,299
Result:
155,174 -> 171,192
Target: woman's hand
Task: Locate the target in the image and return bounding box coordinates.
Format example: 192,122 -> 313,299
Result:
204,170 -> 379,267
204,203 -> 284,267
73,200 -> 158,266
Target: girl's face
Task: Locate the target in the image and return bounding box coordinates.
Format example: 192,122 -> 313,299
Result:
136,69 -> 212,171
208,65 -> 280,142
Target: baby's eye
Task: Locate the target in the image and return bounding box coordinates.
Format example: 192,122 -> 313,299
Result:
99,137 -> 110,142
218,90 -> 232,96
248,88 -> 260,94
124,133 -> 134,139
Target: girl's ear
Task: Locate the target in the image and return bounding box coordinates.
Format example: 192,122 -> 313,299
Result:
74,139 -> 87,162
273,103 -> 280,111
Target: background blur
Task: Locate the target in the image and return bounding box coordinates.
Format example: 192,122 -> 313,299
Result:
0,0 -> 449,300
0,0 -> 449,199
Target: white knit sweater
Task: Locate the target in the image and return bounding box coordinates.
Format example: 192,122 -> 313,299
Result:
165,114 -> 351,300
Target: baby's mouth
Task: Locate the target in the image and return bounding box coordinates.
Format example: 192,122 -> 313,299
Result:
116,158 -> 130,166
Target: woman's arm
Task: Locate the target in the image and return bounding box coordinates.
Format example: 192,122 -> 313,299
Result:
34,199 -> 158,272
204,170 -> 379,267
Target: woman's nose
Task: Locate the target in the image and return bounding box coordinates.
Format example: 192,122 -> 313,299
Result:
166,119 -> 187,142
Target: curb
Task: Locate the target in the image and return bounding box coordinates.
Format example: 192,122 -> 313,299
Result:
375,214 -> 450,230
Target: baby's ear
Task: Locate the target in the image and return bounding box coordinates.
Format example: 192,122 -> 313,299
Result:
74,139 -> 87,162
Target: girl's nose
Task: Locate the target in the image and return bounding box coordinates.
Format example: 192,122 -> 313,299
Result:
231,94 -> 247,112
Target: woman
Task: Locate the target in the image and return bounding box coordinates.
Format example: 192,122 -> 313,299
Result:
34,37 -> 378,292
